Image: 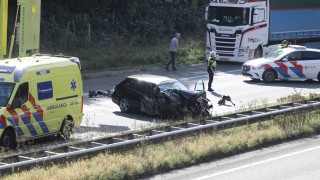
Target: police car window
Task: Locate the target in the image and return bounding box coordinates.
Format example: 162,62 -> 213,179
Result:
285,51 -> 302,61
304,51 -> 320,60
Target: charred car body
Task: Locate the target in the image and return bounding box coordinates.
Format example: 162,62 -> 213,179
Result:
111,74 -> 212,118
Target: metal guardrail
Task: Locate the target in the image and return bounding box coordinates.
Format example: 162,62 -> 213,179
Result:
1,98 -> 320,173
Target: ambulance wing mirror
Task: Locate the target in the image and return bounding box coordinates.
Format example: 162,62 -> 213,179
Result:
11,98 -> 22,110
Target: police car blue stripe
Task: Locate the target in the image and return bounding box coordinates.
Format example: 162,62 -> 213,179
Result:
274,67 -> 291,78
7,117 -> 24,137
20,115 -> 38,136
32,113 -> 49,134
289,67 -> 306,78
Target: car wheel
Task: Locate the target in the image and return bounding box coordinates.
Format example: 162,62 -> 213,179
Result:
119,98 -> 130,112
254,46 -> 262,59
262,69 -> 277,83
58,119 -> 74,140
0,129 -> 16,148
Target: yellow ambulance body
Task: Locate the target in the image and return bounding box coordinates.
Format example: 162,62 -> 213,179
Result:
0,55 -> 83,148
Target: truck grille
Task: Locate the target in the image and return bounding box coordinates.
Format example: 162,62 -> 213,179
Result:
215,34 -> 236,57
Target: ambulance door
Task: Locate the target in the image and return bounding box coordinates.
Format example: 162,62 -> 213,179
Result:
10,82 -> 36,138
30,78 -> 56,135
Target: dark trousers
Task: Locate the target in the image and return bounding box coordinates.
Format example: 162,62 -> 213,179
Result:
166,51 -> 176,69
207,66 -> 215,88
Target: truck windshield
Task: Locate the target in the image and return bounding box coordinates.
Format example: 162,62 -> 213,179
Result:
208,6 -> 250,26
0,82 -> 15,107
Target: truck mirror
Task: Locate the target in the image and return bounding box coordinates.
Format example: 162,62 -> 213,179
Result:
205,7 -> 208,21
282,57 -> 289,61
11,98 -> 22,109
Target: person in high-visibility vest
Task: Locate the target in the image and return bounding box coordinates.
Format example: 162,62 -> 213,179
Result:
278,40 -> 289,50
207,51 -> 217,92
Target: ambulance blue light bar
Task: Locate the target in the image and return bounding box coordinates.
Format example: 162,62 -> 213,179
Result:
0,65 -> 15,74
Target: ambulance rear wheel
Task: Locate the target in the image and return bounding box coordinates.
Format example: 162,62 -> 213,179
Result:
119,98 -> 130,112
262,69 -> 277,83
58,119 -> 74,140
0,129 -> 16,149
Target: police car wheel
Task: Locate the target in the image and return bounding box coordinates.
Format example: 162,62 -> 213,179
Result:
0,129 -> 16,149
119,98 -> 130,112
262,69 -> 276,83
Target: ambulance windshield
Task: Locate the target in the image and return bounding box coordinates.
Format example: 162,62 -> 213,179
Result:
207,6 -> 250,26
0,82 -> 15,107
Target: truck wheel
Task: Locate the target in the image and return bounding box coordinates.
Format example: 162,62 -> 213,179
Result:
58,119 -> 74,140
119,98 -> 130,112
0,129 -> 16,149
262,69 -> 277,83
254,46 -> 263,59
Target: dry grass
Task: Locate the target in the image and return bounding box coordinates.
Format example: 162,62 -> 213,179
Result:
2,110 -> 320,180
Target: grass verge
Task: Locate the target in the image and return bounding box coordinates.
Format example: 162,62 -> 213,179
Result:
2,109 -> 320,180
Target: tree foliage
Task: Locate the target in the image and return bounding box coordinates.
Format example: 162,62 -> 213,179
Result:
38,0 -> 209,52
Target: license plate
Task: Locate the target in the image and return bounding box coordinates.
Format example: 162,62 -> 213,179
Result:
220,58 -> 229,61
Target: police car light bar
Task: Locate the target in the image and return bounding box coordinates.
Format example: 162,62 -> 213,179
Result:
288,45 -> 307,50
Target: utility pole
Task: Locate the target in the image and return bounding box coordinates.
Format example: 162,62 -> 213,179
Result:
0,0 -> 41,59
0,0 -> 8,59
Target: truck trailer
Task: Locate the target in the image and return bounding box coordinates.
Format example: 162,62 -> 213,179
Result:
205,0 -> 320,62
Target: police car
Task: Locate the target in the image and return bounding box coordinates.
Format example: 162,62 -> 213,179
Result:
242,45 -> 320,82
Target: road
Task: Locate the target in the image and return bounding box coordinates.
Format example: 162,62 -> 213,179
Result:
147,135 -> 320,180
73,62 -> 320,139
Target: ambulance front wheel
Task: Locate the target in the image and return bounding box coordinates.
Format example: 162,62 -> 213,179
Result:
0,129 -> 16,149
58,119 -> 74,140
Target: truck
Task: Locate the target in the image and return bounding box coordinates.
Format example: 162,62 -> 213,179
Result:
205,0 -> 320,62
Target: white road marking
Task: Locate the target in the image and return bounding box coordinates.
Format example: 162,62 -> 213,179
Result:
195,145 -> 320,180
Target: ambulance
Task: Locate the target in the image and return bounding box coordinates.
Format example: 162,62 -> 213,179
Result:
242,45 -> 320,82
0,55 -> 83,148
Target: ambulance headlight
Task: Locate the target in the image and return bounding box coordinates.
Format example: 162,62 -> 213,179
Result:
251,65 -> 262,70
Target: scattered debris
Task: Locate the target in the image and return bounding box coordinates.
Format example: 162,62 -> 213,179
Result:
89,90 -> 111,98
218,95 -> 235,106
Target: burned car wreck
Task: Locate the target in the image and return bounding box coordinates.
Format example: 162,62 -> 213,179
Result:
111,74 -> 212,119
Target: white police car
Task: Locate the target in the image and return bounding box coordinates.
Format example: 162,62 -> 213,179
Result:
242,45 -> 320,82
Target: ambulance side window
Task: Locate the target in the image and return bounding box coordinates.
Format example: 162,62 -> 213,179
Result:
12,82 -> 29,109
